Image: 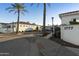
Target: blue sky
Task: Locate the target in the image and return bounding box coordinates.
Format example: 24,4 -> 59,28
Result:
1,3 -> 79,25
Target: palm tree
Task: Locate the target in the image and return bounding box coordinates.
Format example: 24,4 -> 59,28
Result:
31,3 -> 50,36
42,3 -> 46,36
6,3 -> 27,33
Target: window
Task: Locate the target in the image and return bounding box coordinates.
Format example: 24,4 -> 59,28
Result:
23,25 -> 25,27
26,25 -> 27,27
20,25 -> 22,27
70,18 -> 79,24
73,18 -> 76,22
72,18 -> 79,22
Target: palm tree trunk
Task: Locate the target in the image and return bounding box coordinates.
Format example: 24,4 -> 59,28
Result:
16,9 -> 20,33
42,3 -> 46,36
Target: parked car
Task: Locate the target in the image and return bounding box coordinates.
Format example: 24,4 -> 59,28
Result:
45,29 -> 52,34
25,28 -> 33,32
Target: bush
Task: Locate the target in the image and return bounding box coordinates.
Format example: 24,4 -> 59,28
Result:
70,21 -> 79,24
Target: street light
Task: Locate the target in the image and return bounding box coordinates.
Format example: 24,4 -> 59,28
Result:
52,17 -> 54,37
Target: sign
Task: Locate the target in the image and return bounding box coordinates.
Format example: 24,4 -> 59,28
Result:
64,26 -> 73,30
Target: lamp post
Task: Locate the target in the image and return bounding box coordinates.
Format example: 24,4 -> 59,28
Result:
52,17 -> 54,37
12,22 -> 15,33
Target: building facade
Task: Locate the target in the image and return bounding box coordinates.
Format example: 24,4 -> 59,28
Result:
0,23 -> 13,33
59,10 -> 79,45
0,21 -> 42,33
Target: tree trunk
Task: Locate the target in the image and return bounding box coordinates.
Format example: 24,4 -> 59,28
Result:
42,3 -> 46,36
16,9 -> 20,34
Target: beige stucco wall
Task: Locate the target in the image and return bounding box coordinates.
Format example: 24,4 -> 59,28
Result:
13,23 -> 42,32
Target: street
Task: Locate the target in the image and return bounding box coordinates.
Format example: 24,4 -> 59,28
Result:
0,35 -> 78,56
0,37 -> 41,56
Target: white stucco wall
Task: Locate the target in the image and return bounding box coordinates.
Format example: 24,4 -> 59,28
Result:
61,25 -> 79,45
0,28 -> 13,33
60,13 -> 79,45
61,14 -> 79,25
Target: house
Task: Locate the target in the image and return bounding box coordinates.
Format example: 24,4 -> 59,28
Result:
11,21 -> 42,32
59,10 -> 79,45
0,21 -> 42,33
0,23 -> 13,33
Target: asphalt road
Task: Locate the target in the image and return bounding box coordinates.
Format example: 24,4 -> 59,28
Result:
0,37 -> 41,56
0,36 -> 77,56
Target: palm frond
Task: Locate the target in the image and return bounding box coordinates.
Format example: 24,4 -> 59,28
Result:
8,10 -> 15,13
22,9 -> 28,13
36,3 -> 40,7
6,3 -> 27,15
30,3 -> 34,6
21,11 -> 25,15
13,11 -> 17,14
6,7 -> 14,10
47,3 -> 51,7
11,4 -> 16,7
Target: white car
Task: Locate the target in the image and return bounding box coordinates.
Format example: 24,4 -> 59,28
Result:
25,28 -> 33,32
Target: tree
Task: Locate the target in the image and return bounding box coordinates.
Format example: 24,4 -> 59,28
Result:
31,3 -> 50,36
42,3 -> 46,36
36,26 -> 38,31
6,3 -> 27,33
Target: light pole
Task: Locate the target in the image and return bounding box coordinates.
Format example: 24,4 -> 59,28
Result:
52,17 -> 54,37
12,22 -> 15,33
